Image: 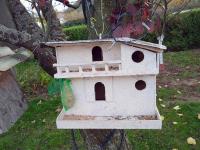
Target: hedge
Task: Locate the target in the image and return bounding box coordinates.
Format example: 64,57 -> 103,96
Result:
63,9 -> 200,51
63,24 -> 88,41
164,9 -> 200,51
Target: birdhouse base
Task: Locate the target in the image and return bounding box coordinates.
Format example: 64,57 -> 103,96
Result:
56,108 -> 162,129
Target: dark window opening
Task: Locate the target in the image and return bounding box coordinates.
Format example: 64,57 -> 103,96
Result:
95,82 -> 106,101
135,80 -> 146,90
132,51 -> 144,63
92,46 -> 103,61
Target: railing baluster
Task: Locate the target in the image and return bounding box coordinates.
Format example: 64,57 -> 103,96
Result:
92,65 -> 96,72
105,64 -> 109,72
79,66 -> 83,73
119,64 -> 122,71
56,61 -> 122,75
65,67 -> 69,73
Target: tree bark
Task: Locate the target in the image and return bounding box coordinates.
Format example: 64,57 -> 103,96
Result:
80,1 -> 131,149
0,0 -> 27,134
0,71 -> 27,134
6,0 -> 57,76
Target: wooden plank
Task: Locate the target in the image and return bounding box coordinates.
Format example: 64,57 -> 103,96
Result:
0,50 -> 31,71
0,47 -> 15,58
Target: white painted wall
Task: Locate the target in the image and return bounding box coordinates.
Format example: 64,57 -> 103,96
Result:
56,43 -> 121,65
66,76 -> 157,116
121,44 -> 159,74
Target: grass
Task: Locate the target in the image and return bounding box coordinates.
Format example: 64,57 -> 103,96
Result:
0,50 -> 200,150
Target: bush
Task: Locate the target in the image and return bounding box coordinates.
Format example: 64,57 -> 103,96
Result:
165,9 -> 200,51
63,24 -> 88,41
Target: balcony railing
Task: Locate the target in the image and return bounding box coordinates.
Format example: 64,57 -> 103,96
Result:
53,60 -> 122,78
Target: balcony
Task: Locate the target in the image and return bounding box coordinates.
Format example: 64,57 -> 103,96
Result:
53,60 -> 123,78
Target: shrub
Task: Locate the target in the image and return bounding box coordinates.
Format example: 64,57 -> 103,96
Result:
63,24 -> 88,41
164,9 -> 200,51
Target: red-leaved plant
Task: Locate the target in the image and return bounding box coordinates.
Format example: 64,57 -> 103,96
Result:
110,0 -> 161,38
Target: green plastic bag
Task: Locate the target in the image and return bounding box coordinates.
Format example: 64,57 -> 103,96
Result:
48,79 -> 74,111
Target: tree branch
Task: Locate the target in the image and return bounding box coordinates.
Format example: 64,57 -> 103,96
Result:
56,0 -> 82,9
7,0 -> 44,41
0,24 -> 56,76
40,0 -> 66,41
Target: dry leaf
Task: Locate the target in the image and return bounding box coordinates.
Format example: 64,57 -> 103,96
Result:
160,115 -> 164,121
31,120 -> 36,124
37,100 -> 42,105
177,90 -> 182,94
158,98 -> 163,102
161,104 -> 166,108
173,105 -> 181,111
187,137 -> 196,145
55,107 -> 62,113
198,114 -> 200,120
158,85 -> 162,89
177,113 -> 183,117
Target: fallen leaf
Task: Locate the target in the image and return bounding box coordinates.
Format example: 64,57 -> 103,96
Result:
187,137 -> 196,145
37,100 -> 42,105
55,107 -> 62,113
161,104 -> 166,108
198,114 -> 200,120
158,85 -> 162,89
177,90 -> 182,94
158,98 -> 163,102
31,120 -> 36,124
177,113 -> 183,117
183,122 -> 188,125
173,105 -> 181,111
173,122 -> 178,125
160,115 -> 164,121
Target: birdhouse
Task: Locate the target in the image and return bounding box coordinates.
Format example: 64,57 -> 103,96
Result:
46,38 -> 166,129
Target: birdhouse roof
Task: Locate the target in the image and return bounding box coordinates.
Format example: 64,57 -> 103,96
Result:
45,38 -> 166,53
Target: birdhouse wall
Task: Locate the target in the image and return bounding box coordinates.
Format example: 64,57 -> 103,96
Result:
120,44 -> 159,75
65,75 -> 157,116
56,43 -> 121,65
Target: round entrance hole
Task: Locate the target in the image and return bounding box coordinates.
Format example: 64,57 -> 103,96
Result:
135,80 -> 146,90
132,51 -> 144,63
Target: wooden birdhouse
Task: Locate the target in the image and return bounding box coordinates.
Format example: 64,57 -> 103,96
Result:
46,38 -> 166,129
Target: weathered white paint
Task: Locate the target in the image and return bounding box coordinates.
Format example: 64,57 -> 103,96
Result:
56,107 -> 162,129
54,42 -> 160,78
46,37 -> 166,52
121,45 -> 159,74
65,76 -> 156,116
56,43 -> 121,65
46,38 -> 166,129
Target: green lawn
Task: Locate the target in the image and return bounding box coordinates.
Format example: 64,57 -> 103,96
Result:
0,50 -> 199,150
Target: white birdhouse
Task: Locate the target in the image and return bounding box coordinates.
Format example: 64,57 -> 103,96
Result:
46,38 -> 166,129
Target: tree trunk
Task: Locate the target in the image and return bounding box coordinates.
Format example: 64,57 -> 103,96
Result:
0,0 -> 27,134
0,71 -> 27,134
80,1 -> 131,149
